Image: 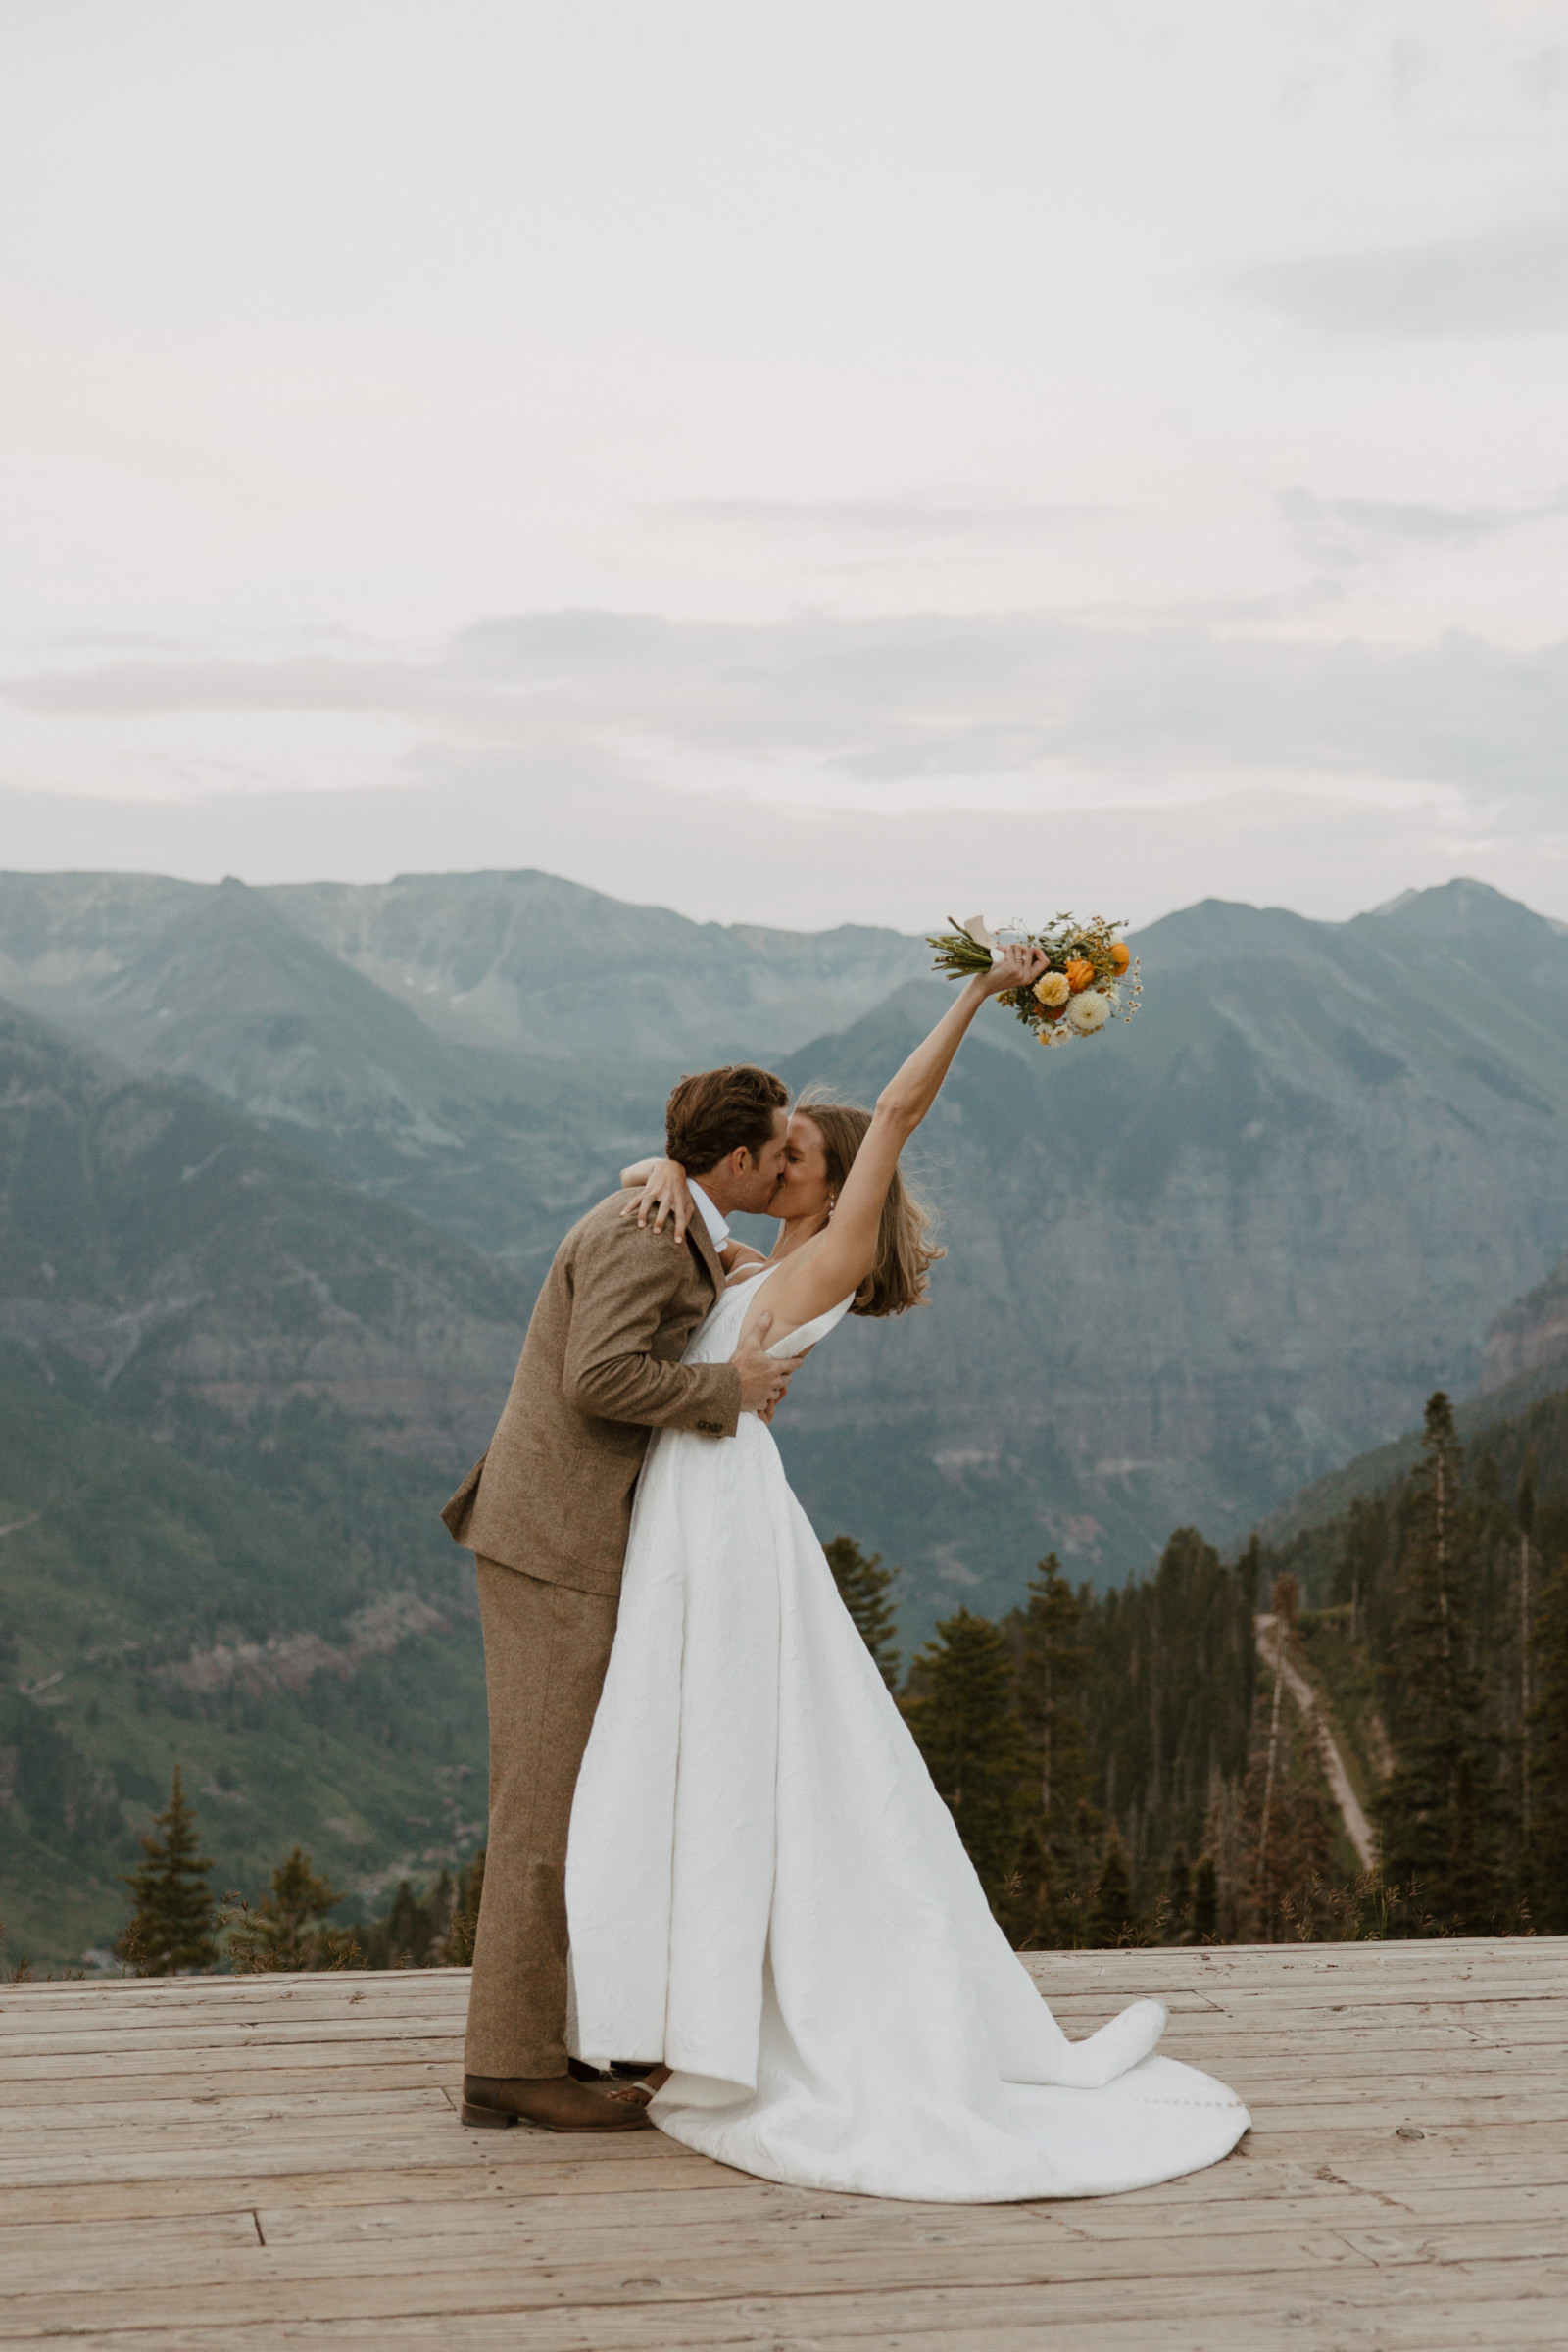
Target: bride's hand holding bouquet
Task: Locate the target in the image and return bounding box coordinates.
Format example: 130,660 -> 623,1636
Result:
928,913 -> 1139,1047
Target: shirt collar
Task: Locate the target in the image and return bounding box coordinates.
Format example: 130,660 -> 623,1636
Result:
687,1180 -> 730,1251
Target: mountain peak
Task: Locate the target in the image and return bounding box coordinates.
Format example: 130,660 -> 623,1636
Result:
1361,877 -> 1566,941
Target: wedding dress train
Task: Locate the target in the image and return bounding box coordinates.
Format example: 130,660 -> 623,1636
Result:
566,1276 -> 1249,2202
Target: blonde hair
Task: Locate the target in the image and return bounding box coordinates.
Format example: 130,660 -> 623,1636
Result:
793,1089 -> 944,1317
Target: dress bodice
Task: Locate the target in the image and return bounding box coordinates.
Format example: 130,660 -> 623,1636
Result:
683,1267 -> 855,1368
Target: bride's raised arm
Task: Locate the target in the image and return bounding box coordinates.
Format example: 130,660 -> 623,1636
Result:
742,942 -> 1047,1344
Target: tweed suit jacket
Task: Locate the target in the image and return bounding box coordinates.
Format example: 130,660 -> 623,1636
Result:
440,1191 -> 743,1596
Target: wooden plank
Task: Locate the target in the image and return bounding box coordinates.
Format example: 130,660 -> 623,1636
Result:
0,2198 -> 1066,2294
0,1938 -> 1554,2019
3,2241 -> 1560,2347
12,2084 -> 452,2132
33,2284 -> 1568,2352
5,2107 -> 1564,2203
9,2034 -> 1559,2100
0,2061 -> 463,2108
0,2025 -> 465,2064
0,2001 -> 460,2042
0,2128 -> 709,2193
9,2042 -> 1550,2116
0,2209 -> 260,2279
0,2221 -> 1376,2331
239,2172 -> 1568,2247
43,1999 -> 1568,2057
0,2154 -> 738,2226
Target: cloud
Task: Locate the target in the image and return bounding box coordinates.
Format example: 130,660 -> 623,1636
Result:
1233,215 -> 1568,337
1279,486 -> 1568,570
650,495 -> 1113,541
10,609 -> 1568,809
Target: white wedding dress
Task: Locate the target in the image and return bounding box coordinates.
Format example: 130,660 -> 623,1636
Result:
565,1273 -> 1249,2202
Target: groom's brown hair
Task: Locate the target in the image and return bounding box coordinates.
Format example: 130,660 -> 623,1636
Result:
666,1064 -> 788,1176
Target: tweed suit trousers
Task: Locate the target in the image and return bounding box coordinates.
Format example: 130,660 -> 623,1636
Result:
465,1556 -> 619,2079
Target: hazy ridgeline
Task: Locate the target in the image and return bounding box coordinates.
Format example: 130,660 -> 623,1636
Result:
2,867 -> 1567,1966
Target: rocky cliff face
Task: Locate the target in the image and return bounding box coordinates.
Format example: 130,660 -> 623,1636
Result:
264,869 -> 931,1062
1481,1250 -> 1568,1395
0,999 -> 526,1464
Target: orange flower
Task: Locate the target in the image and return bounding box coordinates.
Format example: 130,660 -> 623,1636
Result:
1110,941 -> 1131,972
1064,956 -> 1095,994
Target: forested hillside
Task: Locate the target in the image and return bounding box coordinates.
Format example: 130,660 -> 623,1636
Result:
878,1369 -> 1568,1947
0,1001 -> 518,1968
0,1368 -> 485,1970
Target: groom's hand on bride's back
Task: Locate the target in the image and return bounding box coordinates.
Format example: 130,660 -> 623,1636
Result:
731,1311 -> 804,1417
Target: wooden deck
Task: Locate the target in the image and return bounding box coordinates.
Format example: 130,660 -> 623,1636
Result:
2,1939 -> 1564,2349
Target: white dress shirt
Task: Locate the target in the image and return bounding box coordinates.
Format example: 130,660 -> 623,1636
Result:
687,1180 -> 730,1253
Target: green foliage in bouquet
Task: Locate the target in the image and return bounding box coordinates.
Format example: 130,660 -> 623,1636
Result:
926,914 -> 1141,1049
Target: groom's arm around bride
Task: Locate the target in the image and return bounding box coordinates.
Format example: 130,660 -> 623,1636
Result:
441,1063 -> 800,2129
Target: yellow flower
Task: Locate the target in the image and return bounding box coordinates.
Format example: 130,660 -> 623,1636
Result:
1034,971 -> 1070,1007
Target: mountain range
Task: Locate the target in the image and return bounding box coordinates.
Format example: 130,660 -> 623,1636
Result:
4,868 -> 1568,1629
4,863 -> 1568,1964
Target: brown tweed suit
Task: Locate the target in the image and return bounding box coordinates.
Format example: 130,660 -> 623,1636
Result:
442,1192 -> 742,2078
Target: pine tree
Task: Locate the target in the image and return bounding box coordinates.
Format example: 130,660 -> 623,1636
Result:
1086,1828 -> 1140,1946
225,1847 -> 360,1972
1079,1527 -> 1257,1915
906,1607 -> 1027,1910
1003,1555 -> 1099,1945
1530,1535 -> 1568,1935
1516,1463 -> 1538,1901
117,1767 -> 217,1974
1333,1494 -> 1389,1647
361,1879 -> 440,1967
823,1537 -> 901,1688
1164,1842 -> 1193,1942
1375,1393 -> 1505,1934
1250,1572 -> 1298,1939
1243,1672 -> 1344,1944
1191,1852 -> 1218,1941
440,1847 -> 486,1964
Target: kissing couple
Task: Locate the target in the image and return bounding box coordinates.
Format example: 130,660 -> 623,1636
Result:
442,949 -> 1247,2201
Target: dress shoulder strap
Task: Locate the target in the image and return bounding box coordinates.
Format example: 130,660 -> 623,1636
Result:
764,1294 -> 856,1358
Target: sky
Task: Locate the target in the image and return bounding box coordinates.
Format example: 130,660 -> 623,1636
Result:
3,0 -> 1567,937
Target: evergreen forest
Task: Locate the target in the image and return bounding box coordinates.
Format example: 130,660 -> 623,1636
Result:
82,1376 -> 1568,1982
836,1381 -> 1568,1950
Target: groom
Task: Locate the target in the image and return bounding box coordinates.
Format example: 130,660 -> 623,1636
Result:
441,1062 -> 803,2131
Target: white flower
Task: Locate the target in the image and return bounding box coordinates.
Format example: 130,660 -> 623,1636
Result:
1066,990 -> 1112,1034
960,913 -> 1004,964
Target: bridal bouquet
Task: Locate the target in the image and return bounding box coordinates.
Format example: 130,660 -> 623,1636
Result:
927,913 -> 1141,1048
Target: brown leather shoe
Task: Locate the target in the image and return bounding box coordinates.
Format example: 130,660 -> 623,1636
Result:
461,2071 -> 654,2132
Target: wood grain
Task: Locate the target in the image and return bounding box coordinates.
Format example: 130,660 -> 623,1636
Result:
1,1938 -> 1560,2347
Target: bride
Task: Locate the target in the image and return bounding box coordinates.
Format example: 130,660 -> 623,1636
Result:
565,945 -> 1249,2201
